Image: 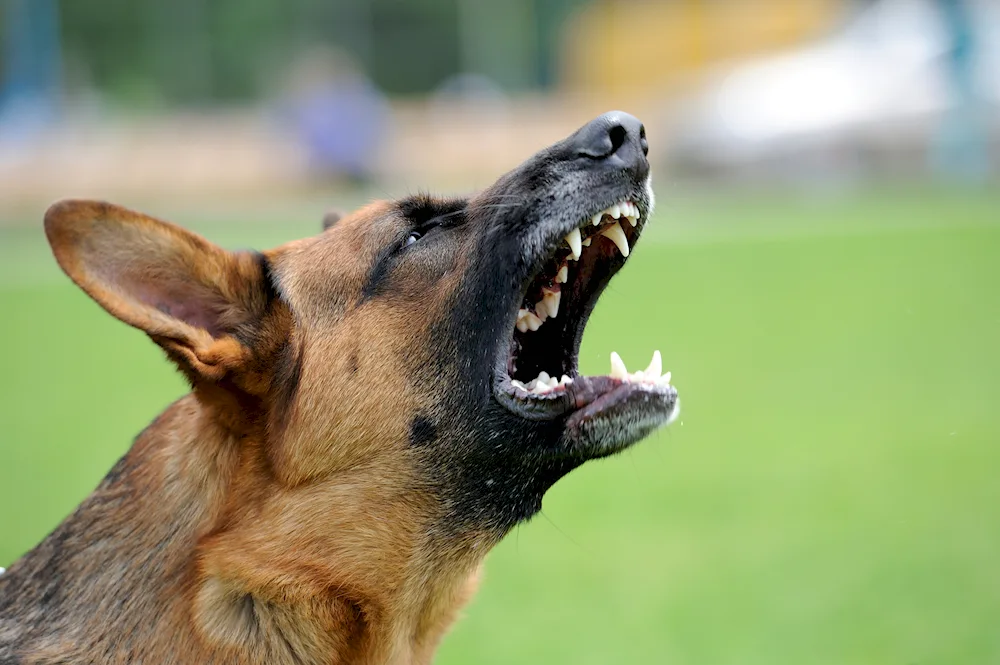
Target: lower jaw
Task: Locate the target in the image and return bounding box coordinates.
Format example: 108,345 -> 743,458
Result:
562,381 -> 679,458
495,372 -> 679,450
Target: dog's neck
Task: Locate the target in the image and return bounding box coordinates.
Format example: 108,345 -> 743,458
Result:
2,394 -> 482,664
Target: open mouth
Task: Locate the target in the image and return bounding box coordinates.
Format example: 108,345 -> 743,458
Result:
494,188 -> 679,454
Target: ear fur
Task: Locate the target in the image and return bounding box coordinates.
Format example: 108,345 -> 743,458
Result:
322,210 -> 344,230
44,200 -> 279,384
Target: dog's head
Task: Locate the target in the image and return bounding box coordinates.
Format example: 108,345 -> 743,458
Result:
44,111 -> 677,632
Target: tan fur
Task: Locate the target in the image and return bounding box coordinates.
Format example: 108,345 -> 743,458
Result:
2,200 -> 490,664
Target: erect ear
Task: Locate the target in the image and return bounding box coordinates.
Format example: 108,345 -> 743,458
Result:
322,209 -> 344,230
44,200 -> 281,384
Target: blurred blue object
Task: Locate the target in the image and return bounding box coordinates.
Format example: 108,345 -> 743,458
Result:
1,0 -> 61,140
929,0 -> 992,181
282,49 -> 390,183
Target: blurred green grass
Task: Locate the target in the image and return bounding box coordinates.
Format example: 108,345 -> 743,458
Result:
1,188 -> 998,664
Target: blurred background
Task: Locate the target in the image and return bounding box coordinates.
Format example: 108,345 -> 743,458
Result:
1,0 -> 998,663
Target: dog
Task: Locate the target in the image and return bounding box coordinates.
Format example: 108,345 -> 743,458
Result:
0,111 -> 678,664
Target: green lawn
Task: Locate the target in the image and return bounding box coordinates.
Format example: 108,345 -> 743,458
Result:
2,188 -> 998,664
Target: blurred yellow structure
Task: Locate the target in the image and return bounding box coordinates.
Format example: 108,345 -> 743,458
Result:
561,0 -> 844,97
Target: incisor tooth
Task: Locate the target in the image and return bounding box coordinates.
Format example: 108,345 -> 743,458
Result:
660,371 -> 672,385
559,374 -> 573,385
591,213 -> 603,226
537,371 -> 551,384
610,351 -> 628,380
645,350 -> 662,380
555,265 -> 569,283
542,288 -> 561,318
610,204 -> 621,219
627,215 -> 638,227
565,228 -> 582,260
599,221 -> 630,257
511,380 -> 527,391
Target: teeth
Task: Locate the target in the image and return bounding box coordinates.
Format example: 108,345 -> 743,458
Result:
591,213 -> 603,226
609,351 -> 629,380
599,221 -> 630,257
522,370 -> 566,394
582,237 -> 591,247
624,202 -> 639,227
555,265 -> 568,283
516,307 -> 545,333
644,350 -> 662,380
541,288 -> 561,319
610,204 -> 621,219
605,349 -> 673,387
511,380 -> 527,391
565,228 -> 582,260
533,302 -> 548,323
515,309 -> 530,333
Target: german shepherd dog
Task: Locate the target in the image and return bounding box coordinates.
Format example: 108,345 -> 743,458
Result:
0,112 -> 678,664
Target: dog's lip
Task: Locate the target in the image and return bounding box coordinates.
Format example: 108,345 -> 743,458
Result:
493,372 -> 678,424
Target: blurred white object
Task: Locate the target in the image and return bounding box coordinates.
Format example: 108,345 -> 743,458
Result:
667,0 -> 999,178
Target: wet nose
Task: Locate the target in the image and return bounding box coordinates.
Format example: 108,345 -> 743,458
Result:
571,111 -> 648,170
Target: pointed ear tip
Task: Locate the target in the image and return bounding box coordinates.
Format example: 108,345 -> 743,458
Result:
322,209 -> 345,230
44,199 -> 108,236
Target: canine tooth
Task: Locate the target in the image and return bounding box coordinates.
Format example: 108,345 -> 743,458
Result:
582,237 -> 591,247
599,221 -> 630,257
525,312 -> 543,331
592,213 -> 603,226
555,265 -> 569,283
565,228 -> 582,260
644,350 -> 662,380
541,288 -> 561,319
610,351 -> 629,380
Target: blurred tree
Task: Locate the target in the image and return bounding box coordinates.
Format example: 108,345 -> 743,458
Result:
39,0 -> 586,105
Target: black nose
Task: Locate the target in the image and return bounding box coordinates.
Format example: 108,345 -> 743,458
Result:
571,111 -> 648,168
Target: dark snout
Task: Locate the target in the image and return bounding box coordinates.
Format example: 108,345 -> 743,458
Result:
565,111 -> 649,180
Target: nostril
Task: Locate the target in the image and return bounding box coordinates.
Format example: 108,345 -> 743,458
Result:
608,124 -> 627,156
639,125 -> 648,157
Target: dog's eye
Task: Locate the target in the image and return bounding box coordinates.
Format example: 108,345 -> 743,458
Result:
404,232 -> 421,247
